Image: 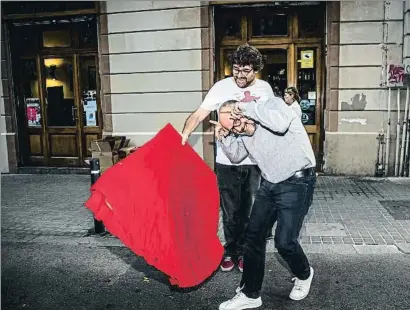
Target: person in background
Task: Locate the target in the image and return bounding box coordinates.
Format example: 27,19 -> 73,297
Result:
284,86 -> 302,119
212,98 -> 316,310
181,44 -> 274,273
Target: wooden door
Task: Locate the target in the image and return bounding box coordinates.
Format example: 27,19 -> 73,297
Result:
39,55 -> 82,166
16,53 -> 101,167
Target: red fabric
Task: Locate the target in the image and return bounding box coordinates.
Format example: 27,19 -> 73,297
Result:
85,124 -> 223,288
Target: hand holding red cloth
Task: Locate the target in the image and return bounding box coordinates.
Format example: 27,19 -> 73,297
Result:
85,124 -> 224,288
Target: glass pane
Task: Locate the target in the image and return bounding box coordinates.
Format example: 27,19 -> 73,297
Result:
21,59 -> 42,127
43,29 -> 71,48
223,16 -> 241,37
297,9 -> 324,38
297,48 -> 317,125
215,7 -> 242,40
79,56 -> 98,127
10,25 -> 39,54
43,58 -> 76,127
223,51 -> 233,78
78,16 -> 98,48
252,13 -> 288,36
258,49 -> 288,97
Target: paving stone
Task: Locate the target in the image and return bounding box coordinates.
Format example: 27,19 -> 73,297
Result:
354,245 -> 401,254
305,223 -> 347,237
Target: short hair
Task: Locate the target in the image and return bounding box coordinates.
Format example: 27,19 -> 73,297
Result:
220,100 -> 238,110
230,44 -> 265,72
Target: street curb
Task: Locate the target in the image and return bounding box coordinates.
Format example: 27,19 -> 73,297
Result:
2,235 -> 409,255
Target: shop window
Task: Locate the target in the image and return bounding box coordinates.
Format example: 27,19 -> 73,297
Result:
43,29 -> 72,48
251,12 -> 288,37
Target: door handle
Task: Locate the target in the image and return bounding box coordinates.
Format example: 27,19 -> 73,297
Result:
72,106 -> 78,122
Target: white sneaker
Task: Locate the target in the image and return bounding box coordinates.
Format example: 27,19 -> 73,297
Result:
219,292 -> 262,310
289,266 -> 314,301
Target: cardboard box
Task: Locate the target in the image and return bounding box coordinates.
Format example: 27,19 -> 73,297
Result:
118,146 -> 139,160
90,136 -> 130,173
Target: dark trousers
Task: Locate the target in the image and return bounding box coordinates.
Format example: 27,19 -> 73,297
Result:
216,163 -> 261,259
241,173 -> 316,298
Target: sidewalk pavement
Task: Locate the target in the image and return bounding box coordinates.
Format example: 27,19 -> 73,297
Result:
1,174 -> 410,254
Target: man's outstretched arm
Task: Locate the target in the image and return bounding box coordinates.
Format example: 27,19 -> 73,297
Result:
181,107 -> 212,145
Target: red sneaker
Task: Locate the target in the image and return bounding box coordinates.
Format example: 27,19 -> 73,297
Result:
238,256 -> 244,273
220,256 -> 235,272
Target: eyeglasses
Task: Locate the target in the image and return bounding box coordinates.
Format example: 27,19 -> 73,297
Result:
232,67 -> 254,76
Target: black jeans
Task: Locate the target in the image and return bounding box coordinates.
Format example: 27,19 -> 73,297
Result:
216,163 -> 261,259
241,172 -> 316,298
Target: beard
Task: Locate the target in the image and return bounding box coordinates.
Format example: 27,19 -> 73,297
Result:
234,76 -> 252,88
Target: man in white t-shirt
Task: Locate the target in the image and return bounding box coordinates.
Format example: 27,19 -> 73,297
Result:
181,45 -> 274,272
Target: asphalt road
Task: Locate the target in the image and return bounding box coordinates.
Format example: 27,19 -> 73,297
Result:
2,240 -> 410,310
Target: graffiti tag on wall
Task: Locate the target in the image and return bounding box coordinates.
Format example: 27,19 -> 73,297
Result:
387,64 -> 404,87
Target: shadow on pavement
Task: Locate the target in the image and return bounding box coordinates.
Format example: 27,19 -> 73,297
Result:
104,245 -> 219,293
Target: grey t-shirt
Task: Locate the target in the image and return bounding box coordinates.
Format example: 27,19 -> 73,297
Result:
220,96 -> 316,184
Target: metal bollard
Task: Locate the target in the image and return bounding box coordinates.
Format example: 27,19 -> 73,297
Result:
90,158 -> 105,234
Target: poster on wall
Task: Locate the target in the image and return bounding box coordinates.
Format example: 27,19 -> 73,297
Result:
301,50 -> 314,69
84,100 -> 97,126
25,98 -> 41,127
83,90 -> 97,127
387,64 -> 404,87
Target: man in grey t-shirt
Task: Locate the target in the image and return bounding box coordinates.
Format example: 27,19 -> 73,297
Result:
211,97 -> 316,310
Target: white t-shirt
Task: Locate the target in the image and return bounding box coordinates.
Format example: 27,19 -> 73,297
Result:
290,101 -> 302,119
200,77 -> 274,165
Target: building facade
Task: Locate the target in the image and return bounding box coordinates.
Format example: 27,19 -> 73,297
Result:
1,1 -> 409,176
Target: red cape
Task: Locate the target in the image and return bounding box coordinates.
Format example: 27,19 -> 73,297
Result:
85,124 -> 223,287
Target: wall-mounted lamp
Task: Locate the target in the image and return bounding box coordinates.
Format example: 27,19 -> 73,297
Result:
49,65 -> 57,80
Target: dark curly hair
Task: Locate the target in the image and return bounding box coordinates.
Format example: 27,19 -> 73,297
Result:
230,44 -> 265,72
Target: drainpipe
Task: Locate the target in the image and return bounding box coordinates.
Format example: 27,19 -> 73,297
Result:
382,1 -> 390,175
